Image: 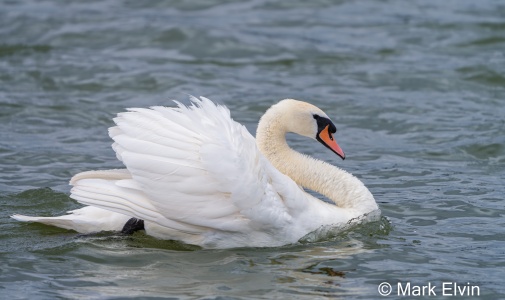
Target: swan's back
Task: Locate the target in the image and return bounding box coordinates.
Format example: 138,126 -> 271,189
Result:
71,97 -> 305,248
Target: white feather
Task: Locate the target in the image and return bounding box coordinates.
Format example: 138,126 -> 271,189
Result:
11,206 -> 131,233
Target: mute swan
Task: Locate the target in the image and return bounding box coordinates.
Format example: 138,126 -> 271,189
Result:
12,97 -> 378,248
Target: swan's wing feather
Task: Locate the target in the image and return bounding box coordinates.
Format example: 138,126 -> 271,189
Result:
70,170 -> 208,234
73,96 -> 294,233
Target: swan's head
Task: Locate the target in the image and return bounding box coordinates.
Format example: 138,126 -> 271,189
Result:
268,99 -> 346,160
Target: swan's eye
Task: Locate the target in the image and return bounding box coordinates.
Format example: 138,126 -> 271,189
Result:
329,123 -> 337,134
314,114 -> 338,136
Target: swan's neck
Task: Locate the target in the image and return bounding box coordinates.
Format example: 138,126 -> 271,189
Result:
256,110 -> 376,213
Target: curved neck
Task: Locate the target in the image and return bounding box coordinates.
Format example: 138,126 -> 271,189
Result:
256,109 -> 376,212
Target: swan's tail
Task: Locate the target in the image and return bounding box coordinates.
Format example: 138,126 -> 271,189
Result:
11,206 -> 132,234
11,214 -> 75,230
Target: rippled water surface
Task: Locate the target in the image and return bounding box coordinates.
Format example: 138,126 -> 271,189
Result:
1,0 -> 504,299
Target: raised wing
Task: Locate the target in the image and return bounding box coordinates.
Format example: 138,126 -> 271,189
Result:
71,96 -> 300,234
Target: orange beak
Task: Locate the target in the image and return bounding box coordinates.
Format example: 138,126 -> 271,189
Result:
318,125 -> 345,160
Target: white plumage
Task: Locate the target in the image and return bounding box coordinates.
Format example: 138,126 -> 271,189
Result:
12,96 -> 379,248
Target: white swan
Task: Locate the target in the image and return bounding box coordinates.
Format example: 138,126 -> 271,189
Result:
12,97 -> 378,248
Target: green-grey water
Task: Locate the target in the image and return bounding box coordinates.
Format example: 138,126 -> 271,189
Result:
1,0 -> 504,299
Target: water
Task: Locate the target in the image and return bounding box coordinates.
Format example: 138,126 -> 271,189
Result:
1,0 -> 504,298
